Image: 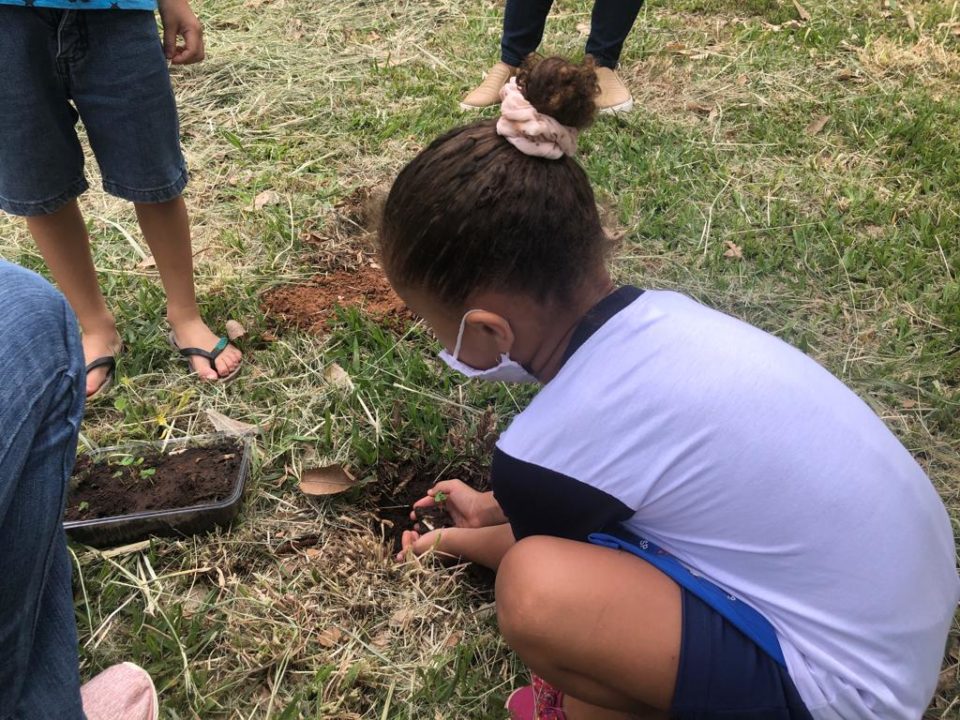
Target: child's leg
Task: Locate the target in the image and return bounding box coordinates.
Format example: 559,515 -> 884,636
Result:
496,536 -> 681,719
0,8 -> 119,396
585,0 -> 645,69
134,198 -> 241,380
500,0 -> 554,67
59,10 -> 240,380
0,262 -> 86,719
27,201 -> 121,396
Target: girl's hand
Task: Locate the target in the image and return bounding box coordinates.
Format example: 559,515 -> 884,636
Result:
158,0 -> 205,65
397,524 -> 515,570
410,480 -> 506,529
397,527 -> 464,562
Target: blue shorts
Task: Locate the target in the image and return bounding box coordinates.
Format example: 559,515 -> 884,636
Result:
0,7 -> 187,217
672,590 -> 813,719
590,531 -> 813,719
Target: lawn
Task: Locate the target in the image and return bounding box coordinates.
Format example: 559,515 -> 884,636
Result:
1,0 -> 958,717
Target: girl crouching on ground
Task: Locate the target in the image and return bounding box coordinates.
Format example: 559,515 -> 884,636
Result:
379,56 -> 958,720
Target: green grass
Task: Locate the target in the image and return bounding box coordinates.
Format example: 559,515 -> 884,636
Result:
1,0 -> 958,716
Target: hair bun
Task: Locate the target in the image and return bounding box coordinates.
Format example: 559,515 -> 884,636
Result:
516,55 -> 599,130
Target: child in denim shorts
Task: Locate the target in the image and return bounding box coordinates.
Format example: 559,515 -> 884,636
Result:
0,0 -> 242,398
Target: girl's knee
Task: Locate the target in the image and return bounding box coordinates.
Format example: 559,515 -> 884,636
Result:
496,536 -> 566,644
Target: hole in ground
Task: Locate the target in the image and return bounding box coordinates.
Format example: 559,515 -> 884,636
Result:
372,459 -> 496,591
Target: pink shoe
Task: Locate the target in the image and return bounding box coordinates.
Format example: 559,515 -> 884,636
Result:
81,662 -> 159,720
505,675 -> 566,719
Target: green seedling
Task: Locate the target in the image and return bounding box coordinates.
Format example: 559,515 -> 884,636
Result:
433,491 -> 448,505
109,454 -> 156,483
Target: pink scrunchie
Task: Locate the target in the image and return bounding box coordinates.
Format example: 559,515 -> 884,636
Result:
496,77 -> 579,159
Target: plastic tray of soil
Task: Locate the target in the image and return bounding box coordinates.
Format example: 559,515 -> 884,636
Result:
63,433 -> 253,548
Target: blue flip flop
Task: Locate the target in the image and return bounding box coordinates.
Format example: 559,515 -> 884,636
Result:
168,331 -> 242,383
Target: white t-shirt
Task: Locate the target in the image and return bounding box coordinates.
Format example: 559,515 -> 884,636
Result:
492,287 -> 958,719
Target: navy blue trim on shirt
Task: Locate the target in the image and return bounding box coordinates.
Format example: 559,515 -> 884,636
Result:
491,448 -> 633,541
561,285 -> 644,366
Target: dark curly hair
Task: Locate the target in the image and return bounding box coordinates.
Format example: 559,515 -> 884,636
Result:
379,56 -> 606,308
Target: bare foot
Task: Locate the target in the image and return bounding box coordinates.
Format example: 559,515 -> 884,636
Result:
82,329 -> 122,397
169,316 -> 242,381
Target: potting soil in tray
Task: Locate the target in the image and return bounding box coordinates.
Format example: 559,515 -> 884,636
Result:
65,440 -> 243,521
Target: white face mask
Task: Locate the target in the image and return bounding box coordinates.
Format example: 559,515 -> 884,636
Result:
438,310 -> 539,384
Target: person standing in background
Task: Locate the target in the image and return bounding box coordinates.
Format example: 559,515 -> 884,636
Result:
460,0 -> 643,112
0,0 -> 242,400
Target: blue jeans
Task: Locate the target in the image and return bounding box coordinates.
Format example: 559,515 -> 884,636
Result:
0,7 -> 187,217
500,0 -> 645,69
0,261 -> 86,719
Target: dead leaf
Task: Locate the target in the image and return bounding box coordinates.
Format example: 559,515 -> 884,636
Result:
793,0 -> 811,22
664,41 -> 687,53
576,21 -> 590,36
299,464 -> 356,496
252,190 -> 281,211
389,608 -> 416,627
323,363 -> 355,390
685,101 -> 714,115
181,586 -> 210,617
317,627 -> 343,648
225,320 -> 247,341
138,255 -> 157,270
305,548 -> 322,558
262,331 -> 279,342
444,631 -> 462,647
723,241 -> 743,259
805,114 -> 831,135
905,10 -> 916,31
900,398 -> 918,409
205,409 -> 260,437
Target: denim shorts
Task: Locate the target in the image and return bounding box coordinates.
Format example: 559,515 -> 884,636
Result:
0,6 -> 188,217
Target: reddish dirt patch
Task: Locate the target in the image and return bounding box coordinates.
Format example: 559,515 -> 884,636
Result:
65,441 -> 242,520
261,265 -> 411,334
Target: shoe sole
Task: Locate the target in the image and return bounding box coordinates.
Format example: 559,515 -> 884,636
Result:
120,663 -> 159,720
599,97 -> 634,114
504,686 -> 532,720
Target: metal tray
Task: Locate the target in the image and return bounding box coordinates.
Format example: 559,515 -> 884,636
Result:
63,433 -> 253,548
